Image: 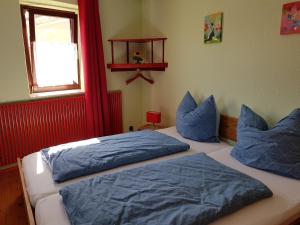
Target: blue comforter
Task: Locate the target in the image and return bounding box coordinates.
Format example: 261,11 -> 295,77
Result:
42,130 -> 190,182
60,153 -> 273,225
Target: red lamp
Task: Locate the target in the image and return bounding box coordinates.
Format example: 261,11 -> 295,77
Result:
146,111 -> 161,125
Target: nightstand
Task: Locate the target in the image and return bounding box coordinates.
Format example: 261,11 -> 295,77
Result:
138,124 -> 166,131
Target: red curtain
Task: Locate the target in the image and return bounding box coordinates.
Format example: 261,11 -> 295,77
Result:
78,0 -> 111,137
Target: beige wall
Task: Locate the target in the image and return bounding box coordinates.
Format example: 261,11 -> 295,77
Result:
0,0 -> 143,131
141,0 -> 300,126
100,0 -> 143,131
0,0 -> 29,102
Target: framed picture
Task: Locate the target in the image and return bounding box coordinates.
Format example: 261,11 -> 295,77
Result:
280,1 -> 300,35
204,12 -> 223,44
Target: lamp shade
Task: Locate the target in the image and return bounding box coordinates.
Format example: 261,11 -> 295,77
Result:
146,111 -> 161,124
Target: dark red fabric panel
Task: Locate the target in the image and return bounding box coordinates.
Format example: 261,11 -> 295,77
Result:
78,0 -> 111,137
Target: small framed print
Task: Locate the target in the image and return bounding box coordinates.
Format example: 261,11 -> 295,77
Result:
204,12 -> 223,44
280,1 -> 300,35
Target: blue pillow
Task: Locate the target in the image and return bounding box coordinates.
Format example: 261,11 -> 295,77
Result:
176,91 -> 219,142
231,105 -> 300,180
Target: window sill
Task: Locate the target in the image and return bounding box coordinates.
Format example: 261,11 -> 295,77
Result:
29,89 -> 84,99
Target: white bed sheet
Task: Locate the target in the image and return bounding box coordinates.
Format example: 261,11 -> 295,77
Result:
35,147 -> 300,225
23,126 -> 230,207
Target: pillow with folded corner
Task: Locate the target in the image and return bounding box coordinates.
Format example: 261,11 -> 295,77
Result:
231,105 -> 300,180
176,91 -> 219,142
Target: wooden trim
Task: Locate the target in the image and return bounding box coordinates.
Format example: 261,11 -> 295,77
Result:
20,4 -> 80,94
70,15 -> 78,44
20,6 -> 34,91
20,4 -> 76,19
279,213 -> 300,225
0,164 -> 17,174
32,83 -> 80,93
28,11 -> 35,42
138,124 -> 166,131
219,114 -> 238,141
30,42 -> 37,93
17,158 -> 36,225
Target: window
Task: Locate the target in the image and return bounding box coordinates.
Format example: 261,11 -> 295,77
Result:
20,5 -> 80,93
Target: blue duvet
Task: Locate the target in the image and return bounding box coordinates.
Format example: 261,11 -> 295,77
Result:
42,130 -> 190,182
60,153 -> 272,225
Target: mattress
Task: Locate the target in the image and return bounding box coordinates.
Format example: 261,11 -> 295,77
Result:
23,127 -> 230,207
35,147 -> 300,225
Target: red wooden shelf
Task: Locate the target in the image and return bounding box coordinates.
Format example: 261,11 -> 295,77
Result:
107,63 -> 168,72
107,37 -> 168,84
108,37 -> 167,43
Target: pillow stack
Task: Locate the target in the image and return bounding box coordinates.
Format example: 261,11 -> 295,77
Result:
176,91 -> 219,143
231,105 -> 300,180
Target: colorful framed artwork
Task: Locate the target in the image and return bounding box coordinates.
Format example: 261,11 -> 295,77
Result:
204,12 -> 223,44
280,1 -> 300,35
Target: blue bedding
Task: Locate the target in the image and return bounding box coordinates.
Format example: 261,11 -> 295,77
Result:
42,130 -> 190,182
60,153 -> 272,225
231,105 -> 300,180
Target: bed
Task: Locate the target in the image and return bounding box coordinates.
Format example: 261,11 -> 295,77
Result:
20,126 -> 230,208
21,114 -> 300,225
18,114 -> 236,219
34,146 -> 300,225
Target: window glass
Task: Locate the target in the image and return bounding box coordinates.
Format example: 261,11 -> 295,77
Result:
34,42 -> 78,87
20,6 -> 80,93
34,15 -> 72,43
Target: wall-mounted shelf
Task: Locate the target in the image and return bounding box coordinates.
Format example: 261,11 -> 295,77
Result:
108,37 -> 167,43
107,37 -> 168,84
107,63 -> 168,72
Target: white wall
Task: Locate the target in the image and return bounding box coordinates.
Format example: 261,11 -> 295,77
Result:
141,0 -> 300,125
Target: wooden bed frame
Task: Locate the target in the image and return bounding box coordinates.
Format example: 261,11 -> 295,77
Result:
16,115 -> 300,225
17,158 -> 35,225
